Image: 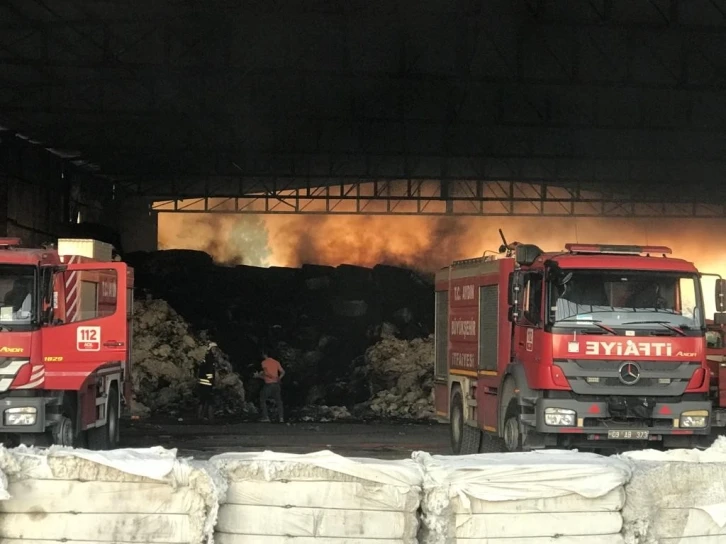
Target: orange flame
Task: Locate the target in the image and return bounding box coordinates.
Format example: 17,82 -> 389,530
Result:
158,213 -> 726,316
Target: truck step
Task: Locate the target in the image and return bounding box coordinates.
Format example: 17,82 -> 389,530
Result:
713,409 -> 726,428
520,413 -> 536,427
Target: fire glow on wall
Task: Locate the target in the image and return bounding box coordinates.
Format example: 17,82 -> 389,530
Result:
158,214 -> 726,318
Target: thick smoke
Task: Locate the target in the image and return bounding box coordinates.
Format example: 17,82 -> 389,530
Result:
158,213 -> 270,266
158,213 -> 726,314
265,215 -> 473,271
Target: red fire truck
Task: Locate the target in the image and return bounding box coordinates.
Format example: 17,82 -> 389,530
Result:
705,316 -> 726,428
0,237 -> 132,449
434,238 -> 724,453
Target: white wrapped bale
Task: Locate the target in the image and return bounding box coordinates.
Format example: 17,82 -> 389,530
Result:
217,505 -> 417,539
453,511 -> 622,539
620,436 -> 726,544
0,540 -> 626,544
216,537 -> 405,544
0,446 -> 224,544
1,480 -> 205,514
0,513 -> 193,542
414,450 -> 632,544
443,538 -> 623,544
448,487 -> 625,514
211,450 -> 423,543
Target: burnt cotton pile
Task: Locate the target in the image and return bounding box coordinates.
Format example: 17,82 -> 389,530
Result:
130,296 -> 248,417
126,250 -> 436,420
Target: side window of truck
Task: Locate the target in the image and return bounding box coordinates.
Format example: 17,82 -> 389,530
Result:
522,273 -> 543,326
60,269 -> 118,323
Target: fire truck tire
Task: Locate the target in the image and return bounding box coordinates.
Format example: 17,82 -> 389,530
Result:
450,389 -> 480,455
108,385 -> 120,449
87,386 -> 120,451
502,400 -> 524,452
52,416 -> 76,447
479,432 -> 505,453
461,425 -> 481,455
450,390 -> 464,454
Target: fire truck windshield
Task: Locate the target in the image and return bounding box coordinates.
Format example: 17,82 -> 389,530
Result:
0,265 -> 35,328
549,270 -> 703,331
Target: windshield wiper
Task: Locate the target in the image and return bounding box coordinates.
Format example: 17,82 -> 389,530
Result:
555,317 -> 617,335
621,320 -> 687,337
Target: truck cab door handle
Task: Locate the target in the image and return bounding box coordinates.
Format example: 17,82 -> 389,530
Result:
103,341 -> 125,348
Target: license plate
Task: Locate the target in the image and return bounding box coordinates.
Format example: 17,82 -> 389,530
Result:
607,430 -> 649,440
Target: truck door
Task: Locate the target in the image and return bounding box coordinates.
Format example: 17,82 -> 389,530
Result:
41,262 -> 128,392
124,277 -> 134,403
514,272 -> 544,370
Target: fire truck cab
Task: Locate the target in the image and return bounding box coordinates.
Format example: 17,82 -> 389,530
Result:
435,241 -> 720,454
0,237 -> 132,449
705,315 -> 726,427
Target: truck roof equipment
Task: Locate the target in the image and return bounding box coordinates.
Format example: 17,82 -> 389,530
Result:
0,238 -> 22,249
564,243 -> 672,256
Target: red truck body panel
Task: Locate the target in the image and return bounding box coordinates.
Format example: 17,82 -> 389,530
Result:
0,238 -> 133,442
705,322 -> 726,409
435,243 -> 712,452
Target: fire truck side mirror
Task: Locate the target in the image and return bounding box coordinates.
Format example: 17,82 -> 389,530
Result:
42,268 -> 53,304
716,279 -> 726,313
515,244 -> 543,267
508,272 -> 523,306
508,272 -> 523,322
39,266 -> 55,325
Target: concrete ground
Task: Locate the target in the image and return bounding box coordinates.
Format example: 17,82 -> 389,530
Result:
120,418 -> 451,460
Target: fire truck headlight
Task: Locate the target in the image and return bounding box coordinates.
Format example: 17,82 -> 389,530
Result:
681,410 -> 709,428
544,408 -> 576,426
4,407 -> 37,426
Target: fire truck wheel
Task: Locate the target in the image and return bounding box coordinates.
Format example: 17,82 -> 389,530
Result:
88,386 -> 120,450
52,416 -> 76,447
107,385 -> 120,449
450,389 -> 465,454
502,400 -> 523,452
450,389 -> 481,455
461,425 -> 482,455
479,432 -> 505,453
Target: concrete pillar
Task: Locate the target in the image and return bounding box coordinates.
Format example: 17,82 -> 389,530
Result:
116,196 -> 158,254
0,175 -> 7,237
0,132 -> 9,237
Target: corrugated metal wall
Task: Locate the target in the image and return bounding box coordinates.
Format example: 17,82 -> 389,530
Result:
0,135 -> 116,248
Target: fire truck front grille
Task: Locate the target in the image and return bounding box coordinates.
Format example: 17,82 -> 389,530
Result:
598,377 -> 662,387
554,359 -> 700,396
583,417 -> 674,429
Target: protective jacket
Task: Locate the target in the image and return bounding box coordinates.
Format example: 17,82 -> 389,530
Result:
197,351 -> 216,387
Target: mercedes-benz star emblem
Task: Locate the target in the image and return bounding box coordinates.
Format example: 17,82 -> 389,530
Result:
618,362 -> 641,385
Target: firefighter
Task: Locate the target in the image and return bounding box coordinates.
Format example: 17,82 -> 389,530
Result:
254,351 -> 285,423
197,342 -> 218,421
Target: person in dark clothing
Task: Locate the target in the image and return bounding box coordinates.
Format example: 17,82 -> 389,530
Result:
197,342 -> 218,421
